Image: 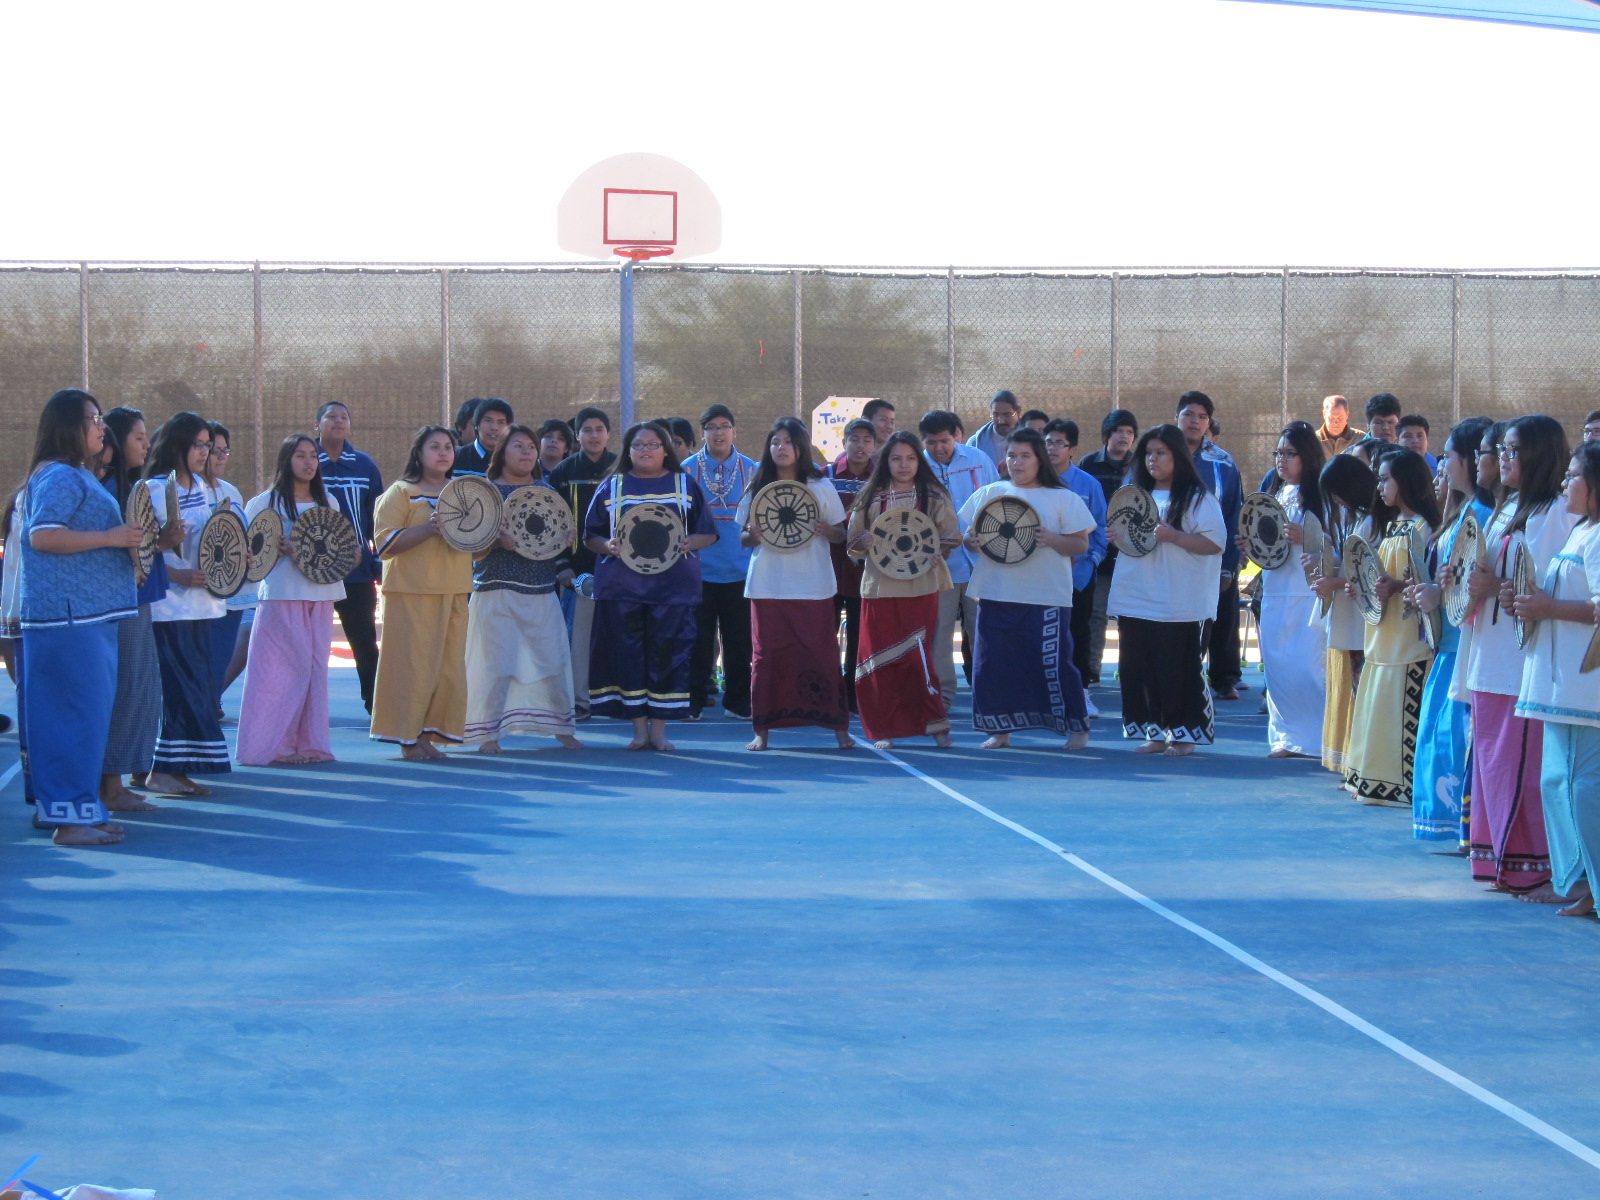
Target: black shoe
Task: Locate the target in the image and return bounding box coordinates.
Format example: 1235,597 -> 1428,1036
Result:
0,713 -> 11,734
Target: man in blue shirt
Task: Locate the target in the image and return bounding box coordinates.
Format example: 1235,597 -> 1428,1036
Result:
681,404 -> 757,720
314,401 -> 385,713
965,390 -> 1021,471
1398,414 -> 1439,473
1043,419 -> 1109,710
1176,391 -> 1246,700
921,409 -> 999,709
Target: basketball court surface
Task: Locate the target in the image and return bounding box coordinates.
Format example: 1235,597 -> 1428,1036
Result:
3,663 -> 1598,1199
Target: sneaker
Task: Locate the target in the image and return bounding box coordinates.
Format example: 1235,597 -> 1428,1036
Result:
1214,686 -> 1240,701
685,710 -> 703,722
1085,695 -> 1100,719
724,707 -> 751,721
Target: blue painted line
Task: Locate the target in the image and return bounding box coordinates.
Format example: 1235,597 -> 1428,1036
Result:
869,743 -> 1600,1173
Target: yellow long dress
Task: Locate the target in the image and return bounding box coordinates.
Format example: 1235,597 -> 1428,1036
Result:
1344,517 -> 1434,804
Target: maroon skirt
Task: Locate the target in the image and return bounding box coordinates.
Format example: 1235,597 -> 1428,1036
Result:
750,598 -> 850,732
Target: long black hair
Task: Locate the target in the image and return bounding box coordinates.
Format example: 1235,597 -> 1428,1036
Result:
1131,424 -> 1204,532
270,434 -> 331,520
145,411 -> 211,481
1274,420 -> 1326,529
204,420 -> 231,487
750,417 -> 822,492
4,389 -> 101,539
853,430 -> 950,518
1004,428 -> 1066,489
101,406 -> 147,508
401,425 -> 456,484
1371,447 -> 1441,532
1572,442 -> 1600,525
1504,414 -> 1569,539
1432,416 -> 1493,547
1319,454 -> 1378,544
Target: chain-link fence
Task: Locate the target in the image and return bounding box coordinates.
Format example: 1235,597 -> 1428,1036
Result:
3,262 -> 1598,496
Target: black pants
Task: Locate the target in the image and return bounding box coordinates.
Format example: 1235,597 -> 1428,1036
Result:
1070,576 -> 1094,686
1119,617 -> 1215,744
335,581 -> 380,714
1208,576 -> 1241,689
834,594 -> 861,712
690,580 -> 752,715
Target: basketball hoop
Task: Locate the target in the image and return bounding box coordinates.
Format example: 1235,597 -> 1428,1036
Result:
613,246 -> 675,262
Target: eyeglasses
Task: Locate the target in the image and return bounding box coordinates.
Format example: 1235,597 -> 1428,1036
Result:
210,447 -> 231,458
85,414 -> 104,427
190,440 -> 212,451
1044,439 -> 1072,451
632,441 -> 664,452
703,423 -> 735,434
1273,449 -> 1298,459
1499,445 -> 1520,460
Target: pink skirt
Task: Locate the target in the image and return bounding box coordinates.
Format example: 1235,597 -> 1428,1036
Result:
1467,691 -> 1551,892
237,600 -> 335,765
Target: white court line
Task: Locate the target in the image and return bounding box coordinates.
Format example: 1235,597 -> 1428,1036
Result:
0,761 -> 19,790
868,744 -> 1600,1172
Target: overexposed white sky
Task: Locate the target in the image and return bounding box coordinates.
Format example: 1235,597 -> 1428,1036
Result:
5,0 -> 1597,268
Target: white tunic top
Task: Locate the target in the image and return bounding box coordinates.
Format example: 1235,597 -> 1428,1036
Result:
148,476 -> 225,623
1457,499 -> 1577,698
1516,519 -> 1600,729
243,491 -> 349,604
958,482 -> 1094,608
736,478 -> 846,602
1106,489 -> 1226,623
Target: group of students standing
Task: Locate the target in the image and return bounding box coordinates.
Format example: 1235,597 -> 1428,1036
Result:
1249,410 -> 1600,919
20,383 -> 1598,919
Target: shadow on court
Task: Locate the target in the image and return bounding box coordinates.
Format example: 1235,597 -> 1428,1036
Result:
2,669 -> 1598,1199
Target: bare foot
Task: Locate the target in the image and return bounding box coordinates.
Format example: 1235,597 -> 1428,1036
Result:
933,731 -> 954,748
1134,740 -> 1165,754
834,730 -> 855,749
145,772 -> 205,797
625,738 -> 651,751
746,732 -> 769,752
1558,882 -> 1595,917
649,734 -> 676,752
1163,743 -> 1195,757
173,774 -> 213,796
556,735 -> 583,749
1065,730 -> 1090,752
981,734 -> 1010,750
1485,882 -> 1512,893
477,741 -> 503,755
53,823 -> 124,846
401,743 -> 446,762
874,739 -> 894,750
103,789 -> 159,813
1516,882 -> 1571,904
306,752 -> 337,763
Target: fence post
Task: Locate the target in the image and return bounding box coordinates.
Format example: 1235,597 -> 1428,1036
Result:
1279,266 -> 1290,428
1451,273 -> 1462,425
946,268 -> 956,410
793,270 -> 803,419
439,269 -> 452,427
1109,272 -> 1120,408
78,261 -> 89,390
253,262 -> 265,494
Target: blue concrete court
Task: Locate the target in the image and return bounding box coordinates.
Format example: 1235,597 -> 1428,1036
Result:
2,666 -> 1598,1199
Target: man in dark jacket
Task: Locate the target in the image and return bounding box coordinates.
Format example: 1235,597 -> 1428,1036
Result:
1175,392 -> 1245,700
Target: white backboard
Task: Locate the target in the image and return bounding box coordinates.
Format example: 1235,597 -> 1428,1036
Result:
557,153 -> 721,260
